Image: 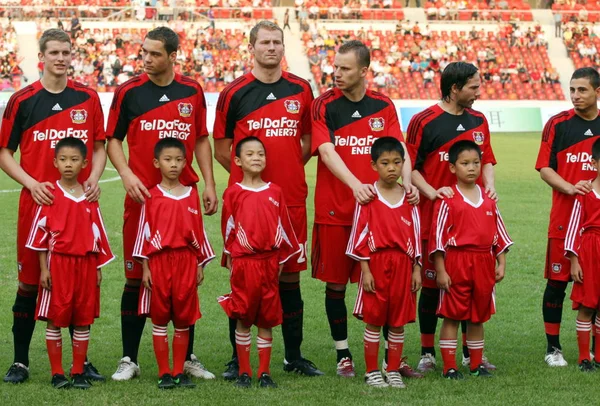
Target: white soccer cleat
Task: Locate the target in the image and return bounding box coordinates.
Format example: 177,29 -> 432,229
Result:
364,370 -> 389,387
184,354 -> 215,379
111,356 -> 141,381
417,353 -> 436,373
544,348 -> 568,367
385,371 -> 406,389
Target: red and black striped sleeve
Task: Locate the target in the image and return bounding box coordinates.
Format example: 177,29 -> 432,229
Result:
106,76 -> 144,141
535,110 -> 573,171
0,84 -> 35,151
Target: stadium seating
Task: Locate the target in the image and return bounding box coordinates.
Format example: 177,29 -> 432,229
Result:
424,0 -> 533,22
563,23 -> 600,71
298,0 -> 405,21
552,2 -> 600,23
0,24 -> 24,91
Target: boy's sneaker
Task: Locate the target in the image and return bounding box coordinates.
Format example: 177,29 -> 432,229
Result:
51,374 -> 71,389
385,371 -> 406,389
72,374 -> 92,389
544,347 -> 568,367
283,358 -> 324,376
234,373 -> 252,388
470,365 -> 493,378
174,373 -> 196,388
417,353 -> 436,373
399,358 -> 425,378
258,373 -> 278,388
336,357 -> 356,378
83,362 -> 105,382
222,358 -> 239,381
364,370 -> 389,387
158,373 -> 175,389
442,368 -> 465,380
184,354 -> 215,380
111,357 -> 140,381
579,359 -> 596,373
462,354 -> 496,371
3,363 -> 29,384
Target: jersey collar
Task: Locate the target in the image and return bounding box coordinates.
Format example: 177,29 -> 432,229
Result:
374,182 -> 405,208
156,185 -> 192,200
55,181 -> 86,203
455,184 -> 483,208
236,182 -> 271,192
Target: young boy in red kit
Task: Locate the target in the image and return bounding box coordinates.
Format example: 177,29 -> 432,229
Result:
430,140 -> 513,379
565,138 -> 600,372
346,137 -> 422,389
26,137 -> 114,390
218,136 -> 301,389
133,138 -> 215,390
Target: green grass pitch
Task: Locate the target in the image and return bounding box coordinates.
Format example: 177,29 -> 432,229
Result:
0,132 -> 596,405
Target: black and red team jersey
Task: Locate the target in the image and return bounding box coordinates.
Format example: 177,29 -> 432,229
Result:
406,104 -> 496,238
535,109 -> 600,239
213,71 -> 313,207
0,79 -> 106,183
106,73 -> 208,189
311,88 -> 404,226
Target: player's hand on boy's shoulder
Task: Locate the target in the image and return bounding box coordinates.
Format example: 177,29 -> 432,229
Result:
570,260 -> 583,283
29,180 -> 55,205
202,186 -> 218,215
405,183 -> 420,205
121,169 -> 151,203
435,186 -> 454,200
352,182 -> 375,204
84,177 -> 101,202
572,179 -> 593,196
411,264 -> 422,292
40,268 -> 52,291
197,266 -> 204,286
485,185 -> 498,201
436,270 -> 451,292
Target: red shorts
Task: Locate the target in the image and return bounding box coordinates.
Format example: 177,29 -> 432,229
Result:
437,249 -> 496,324
139,248 -> 201,327
218,254 -> 282,329
281,206 -> 308,273
36,253 -> 98,328
421,240 -> 438,289
571,232 -> 600,310
353,250 -> 416,328
544,238 -> 571,282
311,224 -> 360,284
17,189 -> 41,286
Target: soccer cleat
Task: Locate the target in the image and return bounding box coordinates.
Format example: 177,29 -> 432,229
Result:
385,371 -> 406,389
71,373 -> 92,389
51,374 -> 71,389
443,368 -> 465,380
544,347 -> 568,367
174,373 -> 197,388
399,357 -> 425,379
470,365 -> 493,378
3,363 -> 29,384
111,357 -> 141,381
83,362 -> 105,382
222,358 -> 239,381
184,354 -> 215,380
417,353 -> 436,373
258,373 -> 278,388
283,357 -> 324,376
462,354 -> 496,371
234,373 -> 252,388
364,370 -> 389,387
158,373 -> 176,389
579,359 -> 596,373
336,357 -> 356,378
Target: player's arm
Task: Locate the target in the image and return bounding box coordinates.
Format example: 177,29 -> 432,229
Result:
539,167 -> 592,195
195,136 -> 218,215
360,260 -> 375,293
482,163 -> 496,200
39,251 -> 51,290
214,138 -> 232,173
84,141 -> 107,202
301,133 -> 311,165
0,147 -> 54,205
495,252 -> 506,283
433,251 -> 450,291
411,169 -> 454,201
400,142 -> 419,204
141,259 -> 152,290
107,138 -> 151,203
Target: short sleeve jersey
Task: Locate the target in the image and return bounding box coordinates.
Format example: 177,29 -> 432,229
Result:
535,109 -> 600,239
0,80 -> 106,183
222,182 -> 300,263
106,73 -> 208,188
565,188 -> 600,256
311,88 -> 404,226
26,181 -> 114,268
133,185 -> 215,267
346,183 -> 421,264
406,104 -> 496,238
213,72 -> 313,206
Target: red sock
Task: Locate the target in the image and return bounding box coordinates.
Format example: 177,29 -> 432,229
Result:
363,327 -> 380,373
235,330 -> 252,377
257,336 -> 273,376
172,327 -> 189,376
439,339 -> 457,374
72,330 -> 90,375
466,340 -> 484,370
544,322 -> 560,336
46,328 -> 64,376
421,333 -> 435,349
576,319 -> 592,363
387,331 -> 404,372
595,317 -> 600,363
152,325 -> 170,376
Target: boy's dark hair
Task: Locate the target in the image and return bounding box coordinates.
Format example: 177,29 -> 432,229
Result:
54,137 -> 87,157
371,136 -> 404,162
448,140 -> 482,164
154,137 -> 186,159
440,62 -> 479,102
592,138 -> 600,161
571,67 -> 600,90
338,40 -> 370,68
146,26 -> 179,55
235,136 -> 265,157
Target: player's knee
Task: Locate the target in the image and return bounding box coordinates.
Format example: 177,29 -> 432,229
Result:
18,281 -> 38,293
126,278 -> 142,287
578,306 -> 596,320
547,279 -> 568,293
73,325 -> 90,332
279,272 -> 300,283
389,326 -> 404,334
326,282 -> 346,292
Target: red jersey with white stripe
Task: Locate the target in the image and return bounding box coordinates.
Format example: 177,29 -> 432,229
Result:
346,183 -> 421,263
311,88 -> 404,226
25,181 -> 114,267
535,109 -> 600,239
222,182 -> 300,263
565,187 -> 600,256
0,79 -> 105,183
213,71 -> 313,206
106,73 -> 208,188
406,104 -> 496,237
429,184 -> 513,256
132,185 -> 215,267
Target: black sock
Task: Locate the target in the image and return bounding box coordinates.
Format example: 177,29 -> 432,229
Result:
325,287 -> 351,362
228,317 -> 237,360
461,321 -> 469,358
120,284 -> 146,364
69,325 -> 90,363
383,325 -> 389,362
418,287 -> 439,356
12,289 -> 38,367
186,324 -> 195,361
280,281 -> 304,362
543,280 -> 567,353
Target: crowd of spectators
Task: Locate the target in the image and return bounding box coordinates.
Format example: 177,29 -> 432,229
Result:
562,21 -> 600,71
0,23 -> 24,91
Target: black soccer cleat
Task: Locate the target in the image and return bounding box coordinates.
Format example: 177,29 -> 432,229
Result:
173,373 -> 196,388
579,359 -> 596,373
283,358 -> 324,377
3,363 -> 29,384
158,373 -> 176,389
234,373 -> 252,388
470,364 -> 493,378
83,362 -> 105,382
51,374 -> 71,389
222,358 -> 239,381
443,368 -> 465,380
258,373 -> 278,388
71,373 -> 92,389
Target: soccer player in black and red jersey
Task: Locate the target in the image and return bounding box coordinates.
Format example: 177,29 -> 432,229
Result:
406,62 -> 497,373
0,28 -> 107,384
311,40 -> 418,377
213,20 -> 323,379
536,67 -> 600,367
106,27 -> 218,381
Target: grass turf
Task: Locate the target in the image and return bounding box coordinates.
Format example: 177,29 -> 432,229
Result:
0,132 -> 595,405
